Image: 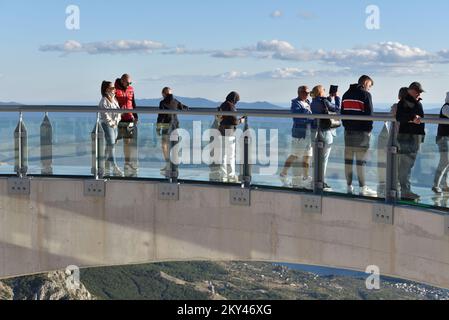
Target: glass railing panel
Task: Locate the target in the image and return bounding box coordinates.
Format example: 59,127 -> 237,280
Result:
175,114 -> 218,182
396,123 -> 445,207
0,112 -> 18,174
128,112 -> 160,179
322,121 -> 384,199
248,116 -> 315,191
47,111 -> 95,176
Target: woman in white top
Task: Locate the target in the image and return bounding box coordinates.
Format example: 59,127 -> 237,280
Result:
99,81 -> 123,177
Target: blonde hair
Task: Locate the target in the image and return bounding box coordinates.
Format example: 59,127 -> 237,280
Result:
310,85 -> 324,99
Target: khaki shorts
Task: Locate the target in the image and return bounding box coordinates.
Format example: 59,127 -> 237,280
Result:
291,137 -> 313,158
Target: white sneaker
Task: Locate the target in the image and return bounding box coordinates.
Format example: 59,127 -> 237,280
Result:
360,186 -> 377,197
347,185 -> 354,195
302,176 -> 313,190
279,174 -> 290,187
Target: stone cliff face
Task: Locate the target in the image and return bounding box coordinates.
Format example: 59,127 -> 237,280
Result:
0,271 -> 94,300
0,282 -> 13,300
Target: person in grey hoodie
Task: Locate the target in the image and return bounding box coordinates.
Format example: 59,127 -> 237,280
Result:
433,92 -> 449,194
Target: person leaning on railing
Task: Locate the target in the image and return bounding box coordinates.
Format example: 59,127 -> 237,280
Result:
99,81 -> 124,177
396,82 -> 426,201
156,87 -> 189,176
433,92 -> 449,194
115,73 -> 139,177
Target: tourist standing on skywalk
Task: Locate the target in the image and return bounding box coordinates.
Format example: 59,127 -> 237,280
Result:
376,87 -> 408,197
99,81 -> 123,177
432,92 -> 449,194
396,82 -> 426,201
310,85 -> 341,192
279,86 -> 314,188
156,87 -> 189,177
341,75 -> 377,197
217,91 -> 245,183
115,74 -> 139,177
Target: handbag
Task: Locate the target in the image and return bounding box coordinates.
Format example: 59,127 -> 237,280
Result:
117,121 -> 136,140
320,99 -> 342,130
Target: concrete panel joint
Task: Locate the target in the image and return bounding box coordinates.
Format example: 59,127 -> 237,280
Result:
158,183 -> 179,201
7,177 -> 30,195
303,195 -> 322,214
84,180 -> 105,197
230,188 -> 251,206
373,204 -> 394,225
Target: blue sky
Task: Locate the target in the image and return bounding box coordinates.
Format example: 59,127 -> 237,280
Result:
0,0 -> 449,106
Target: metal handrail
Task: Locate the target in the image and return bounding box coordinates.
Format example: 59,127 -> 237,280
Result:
0,104 -> 448,124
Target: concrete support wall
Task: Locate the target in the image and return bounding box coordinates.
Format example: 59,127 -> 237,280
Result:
0,178 -> 448,288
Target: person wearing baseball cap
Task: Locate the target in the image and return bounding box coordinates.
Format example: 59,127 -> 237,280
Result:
395,82 -> 426,201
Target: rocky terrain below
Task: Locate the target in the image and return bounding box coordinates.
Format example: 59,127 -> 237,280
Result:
1,262 -> 448,300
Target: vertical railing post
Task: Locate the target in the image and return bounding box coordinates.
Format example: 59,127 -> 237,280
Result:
14,112 -> 28,178
91,113 -> 105,180
386,121 -> 399,204
313,120 -> 324,194
240,116 -> 251,188
40,112 -> 53,175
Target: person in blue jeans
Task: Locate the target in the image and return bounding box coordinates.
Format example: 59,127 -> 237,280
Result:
310,85 -> 340,191
99,81 -> 123,177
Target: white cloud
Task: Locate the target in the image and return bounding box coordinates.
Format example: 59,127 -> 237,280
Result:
217,71 -> 250,80
270,10 -> 283,18
40,39 -> 448,77
320,42 -> 435,75
437,49 -> 449,63
40,40 -> 166,55
144,68 -> 345,83
323,42 -> 432,64
256,40 -> 295,53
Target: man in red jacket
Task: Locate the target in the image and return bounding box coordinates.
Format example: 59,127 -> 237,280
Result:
115,74 -> 138,177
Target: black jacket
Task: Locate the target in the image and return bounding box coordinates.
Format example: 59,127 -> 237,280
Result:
157,95 -> 188,129
219,92 -> 240,127
396,94 -> 425,136
341,84 -> 373,132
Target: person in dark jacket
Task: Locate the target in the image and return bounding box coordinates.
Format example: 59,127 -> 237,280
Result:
280,86 -> 314,188
377,87 -> 408,197
310,85 -> 340,191
157,87 -> 189,175
433,92 -> 449,194
396,82 -> 426,201
341,75 -> 377,197
218,92 -> 245,182
115,74 -> 139,177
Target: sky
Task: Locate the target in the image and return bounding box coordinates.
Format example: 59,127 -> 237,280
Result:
0,0 -> 448,106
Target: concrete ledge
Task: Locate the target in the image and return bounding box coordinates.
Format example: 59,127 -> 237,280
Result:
0,177 -> 448,288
